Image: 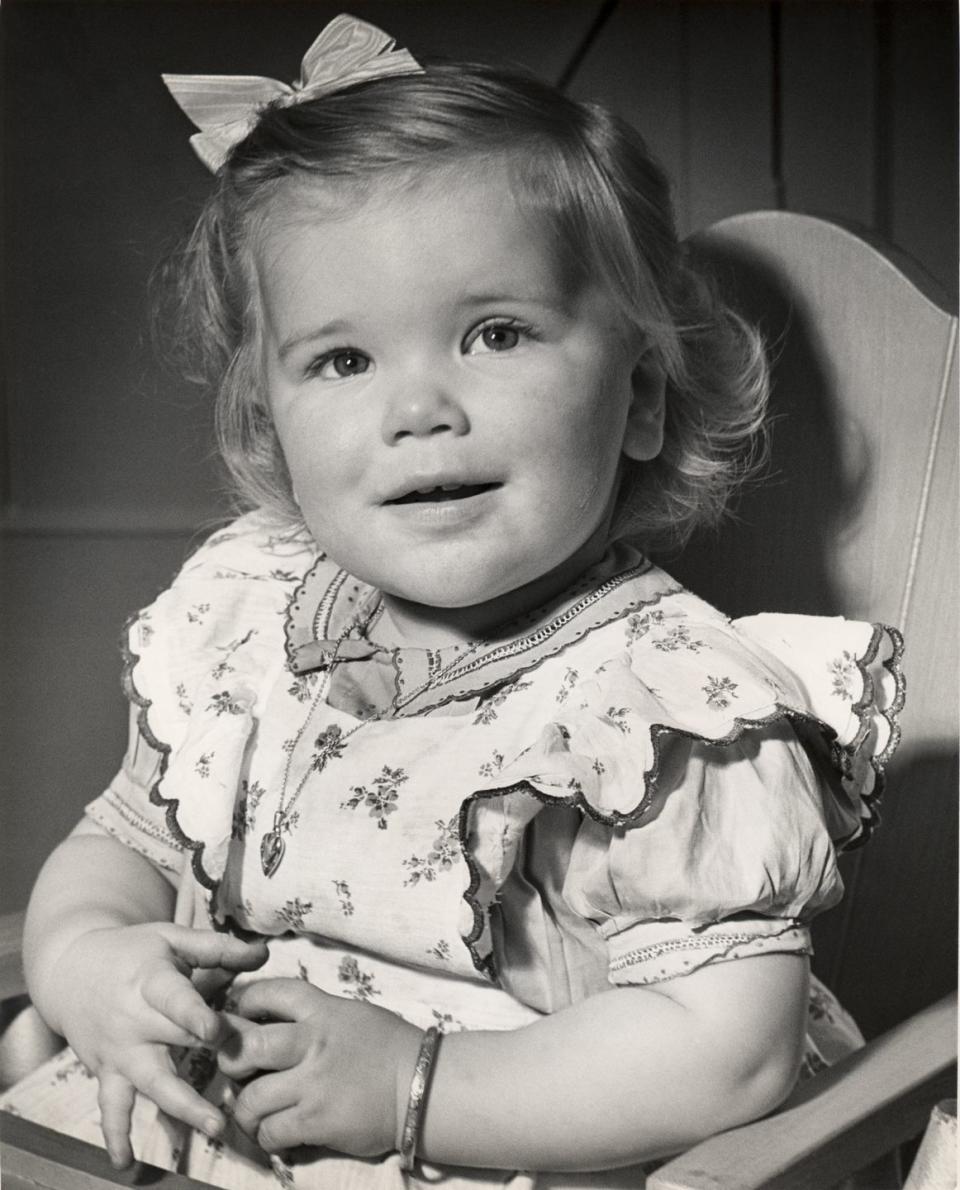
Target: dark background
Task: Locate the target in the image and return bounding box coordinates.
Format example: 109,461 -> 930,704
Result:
2,0 -> 957,1035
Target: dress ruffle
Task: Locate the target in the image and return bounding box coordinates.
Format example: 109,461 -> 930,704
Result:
90,511 -> 316,898
732,614 -> 903,837
457,613 -> 903,978
56,511 -> 908,1187
86,512 -> 905,991
463,615 -> 902,827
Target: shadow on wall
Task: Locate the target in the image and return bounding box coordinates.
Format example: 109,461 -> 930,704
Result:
665,226 -> 958,1038
667,232 -> 867,618
822,743 -> 959,1039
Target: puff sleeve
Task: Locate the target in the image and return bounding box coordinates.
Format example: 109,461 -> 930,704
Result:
86,695 -> 187,878
463,610 -> 903,989
83,512 -> 314,888
563,720 -> 831,985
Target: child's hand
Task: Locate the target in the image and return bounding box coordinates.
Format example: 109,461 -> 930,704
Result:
54,922 -> 268,1166
219,979 -> 423,1159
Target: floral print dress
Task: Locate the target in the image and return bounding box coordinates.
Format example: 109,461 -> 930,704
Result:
1,509 -> 904,1189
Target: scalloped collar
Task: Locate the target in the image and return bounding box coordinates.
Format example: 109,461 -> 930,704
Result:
283,542 -> 685,718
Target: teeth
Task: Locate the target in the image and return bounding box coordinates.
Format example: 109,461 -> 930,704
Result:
388,480 -> 495,505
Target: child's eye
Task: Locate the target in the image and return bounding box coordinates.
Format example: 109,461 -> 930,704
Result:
309,349 -> 371,380
464,320 -> 529,355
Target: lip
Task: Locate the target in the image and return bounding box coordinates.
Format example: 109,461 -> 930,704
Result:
381,481 -> 501,527
380,473 -> 502,505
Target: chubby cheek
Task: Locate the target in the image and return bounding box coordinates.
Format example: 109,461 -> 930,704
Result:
275,410 -> 367,513
540,390 -> 629,513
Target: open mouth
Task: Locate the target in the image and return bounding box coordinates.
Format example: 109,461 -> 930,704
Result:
386,482 -> 500,505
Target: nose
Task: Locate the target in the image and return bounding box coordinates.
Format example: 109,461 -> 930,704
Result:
380,379 -> 470,444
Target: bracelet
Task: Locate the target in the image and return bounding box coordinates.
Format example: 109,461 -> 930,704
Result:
398,1026 -> 441,1171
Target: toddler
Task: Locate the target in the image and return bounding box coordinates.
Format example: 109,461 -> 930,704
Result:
3,15 -> 903,1189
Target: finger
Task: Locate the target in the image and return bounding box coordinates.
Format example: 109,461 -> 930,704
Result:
218,1021 -> 302,1079
192,964 -> 243,1002
127,1047 -> 225,1141
98,1071 -> 136,1168
217,1010 -> 259,1052
232,978 -> 326,1022
257,1105 -> 312,1155
142,965 -> 223,1044
221,1010 -> 257,1036
162,926 -> 269,973
232,1070 -> 300,1143
141,1007 -> 218,1050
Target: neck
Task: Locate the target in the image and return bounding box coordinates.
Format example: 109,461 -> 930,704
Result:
375,527 -> 613,649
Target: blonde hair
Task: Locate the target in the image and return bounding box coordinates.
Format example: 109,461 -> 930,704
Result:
164,60 -> 768,552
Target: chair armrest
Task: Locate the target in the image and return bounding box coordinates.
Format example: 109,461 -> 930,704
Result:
649,992 -> 958,1190
0,911 -> 27,1003
0,909 -> 64,1093
1,1111 -> 220,1189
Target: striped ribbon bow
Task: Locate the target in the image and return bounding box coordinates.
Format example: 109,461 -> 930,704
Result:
162,13 -> 424,172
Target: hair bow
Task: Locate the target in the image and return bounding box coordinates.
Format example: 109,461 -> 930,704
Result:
162,13 -> 424,172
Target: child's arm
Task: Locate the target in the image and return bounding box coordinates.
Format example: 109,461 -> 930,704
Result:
422,952 -> 807,1168
24,821 -> 267,1167
220,951 -> 807,1170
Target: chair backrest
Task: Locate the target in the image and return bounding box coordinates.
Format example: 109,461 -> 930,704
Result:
671,211 -> 958,1039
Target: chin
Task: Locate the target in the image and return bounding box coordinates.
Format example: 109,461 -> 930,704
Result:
385,579 -> 502,611
382,561 -> 530,611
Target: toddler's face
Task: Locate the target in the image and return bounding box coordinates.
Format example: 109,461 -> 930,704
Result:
257,166 -> 662,636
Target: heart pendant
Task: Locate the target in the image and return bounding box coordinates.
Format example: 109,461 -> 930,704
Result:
260,830 -> 285,877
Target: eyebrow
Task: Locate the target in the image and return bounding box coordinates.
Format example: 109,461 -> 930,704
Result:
459,290 -> 572,313
277,320 -> 354,364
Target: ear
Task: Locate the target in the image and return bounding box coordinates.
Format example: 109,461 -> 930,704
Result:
622,351 -> 666,462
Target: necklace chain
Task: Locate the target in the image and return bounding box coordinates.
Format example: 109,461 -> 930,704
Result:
260,630 -> 481,877
261,549 -> 656,875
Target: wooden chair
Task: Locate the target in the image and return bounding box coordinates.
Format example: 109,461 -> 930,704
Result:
2,211 -> 957,1188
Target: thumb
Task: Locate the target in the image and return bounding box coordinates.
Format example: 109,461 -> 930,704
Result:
232,978 -> 325,1022
163,926 -> 269,972
221,1010 -> 258,1035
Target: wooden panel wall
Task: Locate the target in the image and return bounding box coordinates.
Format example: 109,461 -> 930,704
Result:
3,0 -> 957,1034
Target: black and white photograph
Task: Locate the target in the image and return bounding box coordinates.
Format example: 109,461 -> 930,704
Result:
2,2 -> 957,1186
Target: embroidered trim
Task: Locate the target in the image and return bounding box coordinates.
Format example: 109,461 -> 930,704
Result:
608,927 -> 805,972
409,575 -> 680,718
96,786 -> 183,851
313,569 -> 367,642
283,544 -> 682,718
437,560 -> 659,679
